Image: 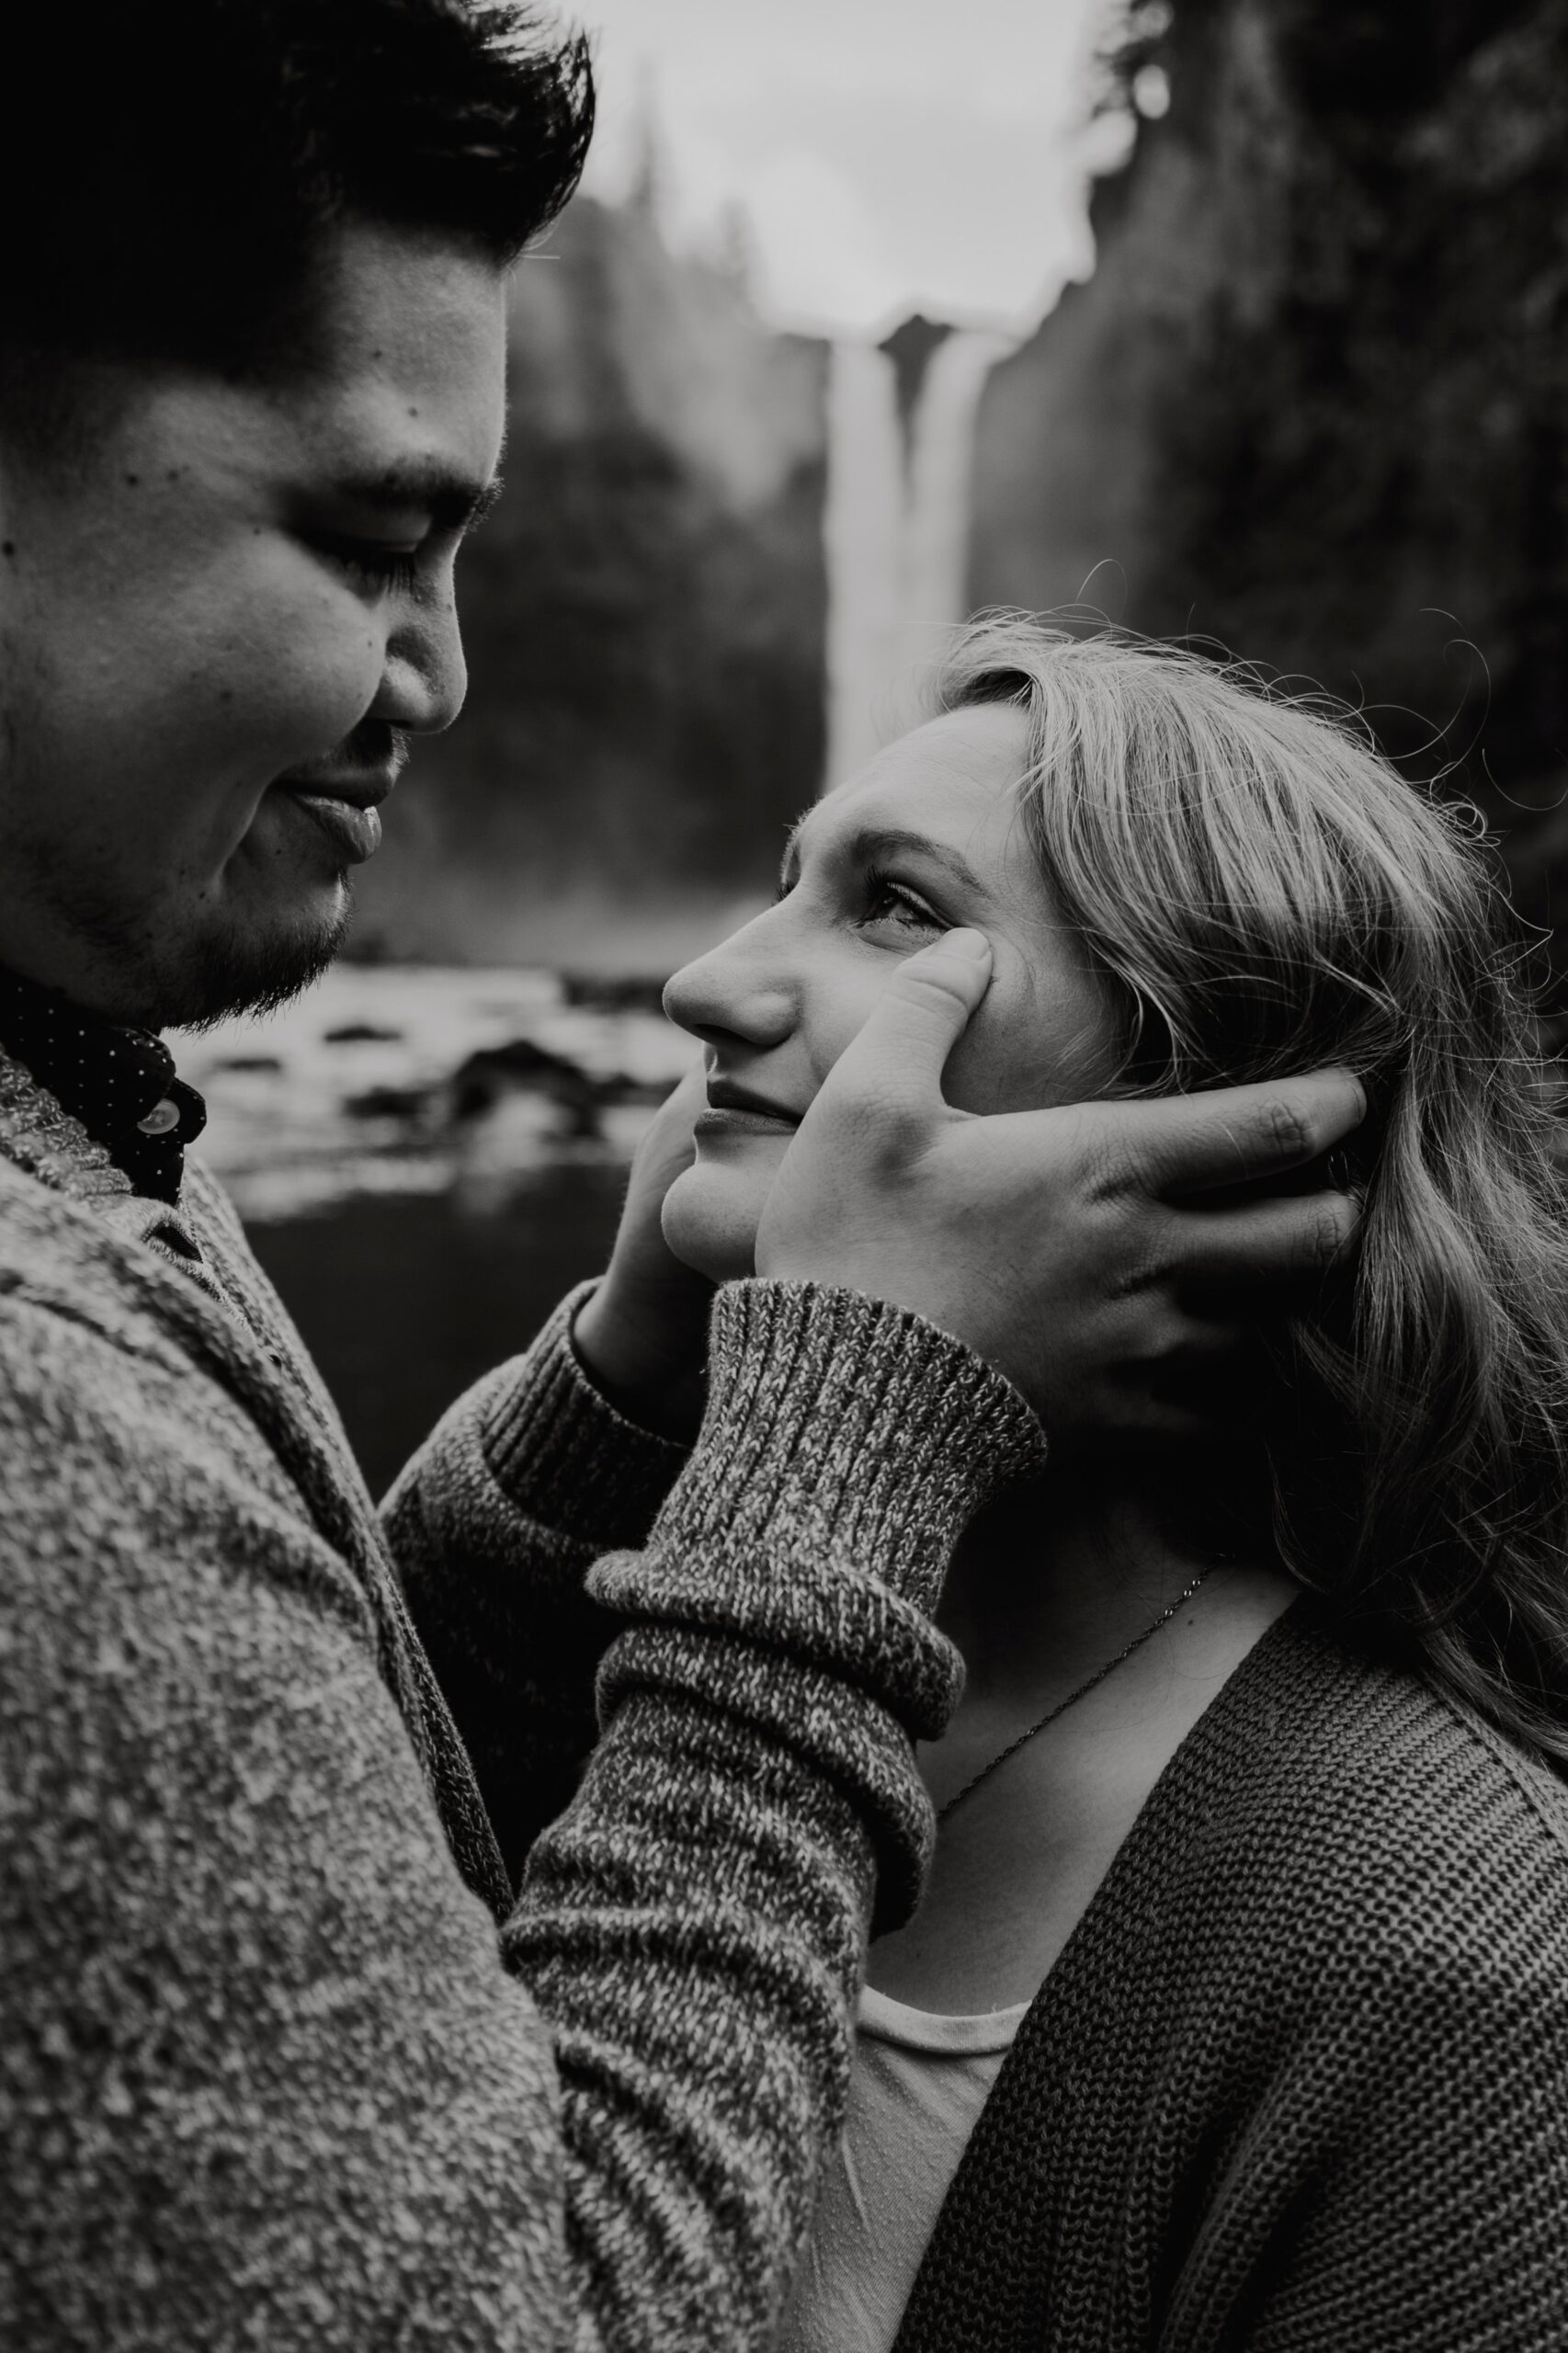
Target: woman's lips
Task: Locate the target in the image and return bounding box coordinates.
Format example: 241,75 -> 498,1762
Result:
693,1104 -> 800,1139
696,1083 -> 802,1139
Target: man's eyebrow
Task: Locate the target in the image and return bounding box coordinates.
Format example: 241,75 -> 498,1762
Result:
328,460 -> 506,532
779,819 -> 985,894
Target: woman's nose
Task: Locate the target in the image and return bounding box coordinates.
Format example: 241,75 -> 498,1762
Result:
664,928 -> 796,1050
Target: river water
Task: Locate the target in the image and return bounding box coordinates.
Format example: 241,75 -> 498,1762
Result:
181,965 -> 692,1497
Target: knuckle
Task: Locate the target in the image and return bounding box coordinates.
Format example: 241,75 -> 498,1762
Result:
1261,1097 -> 1310,1163
1305,1199 -> 1350,1269
1140,1313 -> 1189,1366
1087,1127 -> 1144,1208
833,1089 -> 925,1175
1107,1249 -> 1165,1312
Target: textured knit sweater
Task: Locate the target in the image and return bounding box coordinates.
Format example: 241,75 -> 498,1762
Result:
890,1596 -> 1568,2349
453,1478 -> 1568,2353
0,1043 -> 1049,2352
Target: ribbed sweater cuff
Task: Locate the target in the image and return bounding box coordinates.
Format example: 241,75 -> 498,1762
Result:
589,1279 -> 1048,1732
478,1280 -> 689,1553
586,1280 -> 1047,1931
653,1278 -> 1048,1617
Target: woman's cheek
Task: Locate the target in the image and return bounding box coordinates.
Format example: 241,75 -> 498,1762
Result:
809,959 -> 923,1093
661,1150 -> 779,1283
940,964 -> 1119,1115
930,993 -> 1019,1115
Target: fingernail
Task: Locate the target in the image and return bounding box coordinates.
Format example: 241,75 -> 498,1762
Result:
941,927 -> 991,961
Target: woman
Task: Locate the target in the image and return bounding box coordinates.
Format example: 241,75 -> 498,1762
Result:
649,615 -> 1568,2348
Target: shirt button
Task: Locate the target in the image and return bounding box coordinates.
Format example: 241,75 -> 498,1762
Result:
137,1097 -> 181,1137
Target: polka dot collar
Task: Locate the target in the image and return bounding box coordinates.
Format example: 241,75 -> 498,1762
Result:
0,965 -> 207,1206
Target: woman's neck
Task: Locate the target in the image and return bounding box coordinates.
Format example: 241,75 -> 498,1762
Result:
869,1448 -> 1301,2010
936,1443 -> 1284,1711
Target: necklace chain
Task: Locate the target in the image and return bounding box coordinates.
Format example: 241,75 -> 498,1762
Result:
936,1567 -> 1214,1823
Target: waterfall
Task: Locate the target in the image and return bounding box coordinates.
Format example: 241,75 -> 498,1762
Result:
824,340 -> 905,790
824,326 -> 1014,790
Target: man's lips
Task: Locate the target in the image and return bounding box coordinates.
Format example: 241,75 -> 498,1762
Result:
272,771 -> 393,864
274,768 -> 398,811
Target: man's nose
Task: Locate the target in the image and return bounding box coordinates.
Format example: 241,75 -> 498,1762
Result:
373,578 -> 468,737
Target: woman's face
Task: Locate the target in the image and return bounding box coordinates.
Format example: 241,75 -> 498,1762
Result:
661,701 -> 1122,1279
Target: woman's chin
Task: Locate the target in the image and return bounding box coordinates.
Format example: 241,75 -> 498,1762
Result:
661,1165 -> 765,1285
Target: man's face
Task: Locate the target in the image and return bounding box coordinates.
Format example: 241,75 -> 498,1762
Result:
0,217 -> 508,1029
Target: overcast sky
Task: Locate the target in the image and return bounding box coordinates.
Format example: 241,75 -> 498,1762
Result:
570,0 -> 1131,337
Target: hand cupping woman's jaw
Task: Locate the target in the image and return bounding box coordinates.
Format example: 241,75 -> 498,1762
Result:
660,701 -> 1119,1284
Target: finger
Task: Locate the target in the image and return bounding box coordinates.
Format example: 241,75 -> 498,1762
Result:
1175,1141 -> 1358,1211
1110,1069 -> 1368,1200
808,928 -> 993,1127
1167,1187 -> 1361,1290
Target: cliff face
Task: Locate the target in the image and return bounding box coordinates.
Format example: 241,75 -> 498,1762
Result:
970,0 -> 1568,1010
353,193 -> 830,970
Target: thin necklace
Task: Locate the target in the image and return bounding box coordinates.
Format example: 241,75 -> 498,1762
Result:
936,1567 -> 1213,1822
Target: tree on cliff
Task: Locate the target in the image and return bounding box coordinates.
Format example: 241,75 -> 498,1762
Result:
971,0 -> 1568,1019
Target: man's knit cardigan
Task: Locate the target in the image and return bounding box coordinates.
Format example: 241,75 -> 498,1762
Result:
0,1047 -> 1044,2350
5,1047 -> 1568,2348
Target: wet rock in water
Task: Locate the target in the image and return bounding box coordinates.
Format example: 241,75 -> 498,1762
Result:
324,1021 -> 405,1046
449,1039 -> 602,1140
560,973 -> 670,1017
594,1070 -> 674,1108
344,1084 -> 434,1122
214,1053 -> 284,1074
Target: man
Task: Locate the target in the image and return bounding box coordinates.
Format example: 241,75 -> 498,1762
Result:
0,6 -> 1365,2347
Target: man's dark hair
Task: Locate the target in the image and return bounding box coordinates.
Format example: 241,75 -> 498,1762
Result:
1,0 -> 594,430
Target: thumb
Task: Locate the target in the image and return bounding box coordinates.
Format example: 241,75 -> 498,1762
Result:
816,927 -> 993,1122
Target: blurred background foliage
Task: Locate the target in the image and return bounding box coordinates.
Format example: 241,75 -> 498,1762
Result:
973,0 -> 1568,1024
353,0 -> 1568,1017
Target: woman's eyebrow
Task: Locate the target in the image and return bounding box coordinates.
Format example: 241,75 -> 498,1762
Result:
779,818 -> 985,893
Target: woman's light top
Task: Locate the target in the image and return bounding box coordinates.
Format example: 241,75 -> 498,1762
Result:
775,1980 -> 1030,2353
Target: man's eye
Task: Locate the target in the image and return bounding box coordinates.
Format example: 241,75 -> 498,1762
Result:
317,538 -> 423,595
860,870 -> 943,934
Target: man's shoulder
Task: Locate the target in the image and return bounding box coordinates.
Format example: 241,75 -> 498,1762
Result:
0,1155 -> 343,1563
0,1152 -> 195,1374
0,1167 -> 379,1709
0,1142 -> 285,1376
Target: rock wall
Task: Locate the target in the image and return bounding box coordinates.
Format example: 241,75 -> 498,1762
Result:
970,0 -> 1568,1017
353,191 -> 830,971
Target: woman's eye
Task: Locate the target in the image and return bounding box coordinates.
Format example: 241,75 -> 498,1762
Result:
859,870 -> 943,936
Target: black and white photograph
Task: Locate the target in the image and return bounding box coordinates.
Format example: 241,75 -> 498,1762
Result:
3,2 -> 1566,2345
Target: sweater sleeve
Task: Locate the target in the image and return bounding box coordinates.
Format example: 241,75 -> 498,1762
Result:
511,1279 -> 1051,2349
0,1267 -> 1047,2353
383,1279 -> 691,1881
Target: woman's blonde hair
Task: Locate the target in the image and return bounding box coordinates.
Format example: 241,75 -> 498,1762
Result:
925,610 -> 1568,1766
